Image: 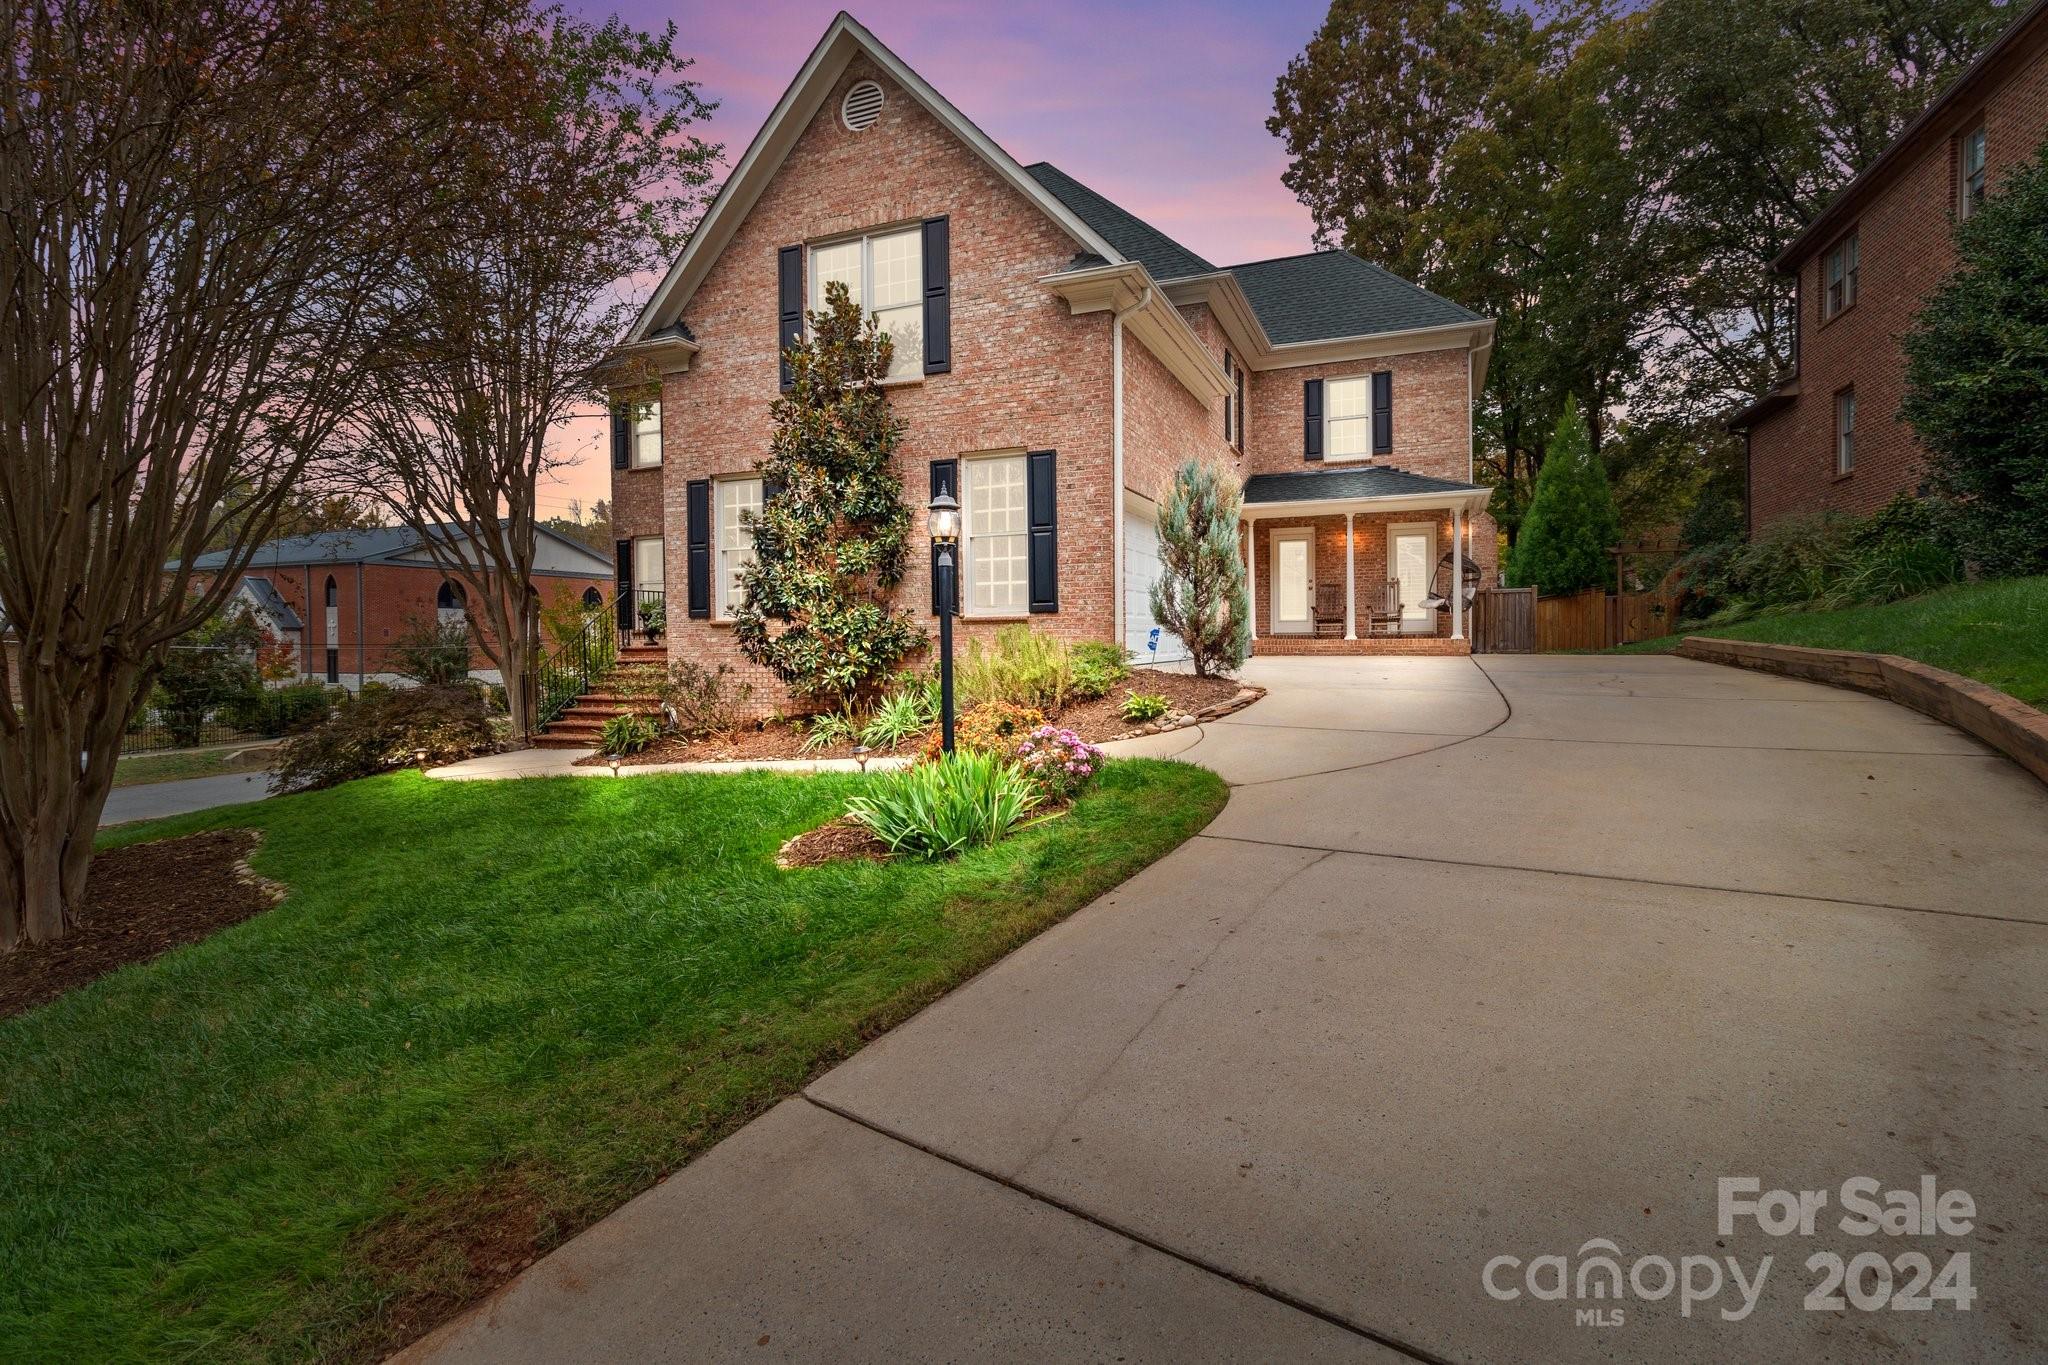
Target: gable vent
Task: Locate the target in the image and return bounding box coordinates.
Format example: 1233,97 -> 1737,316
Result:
841,80 -> 885,132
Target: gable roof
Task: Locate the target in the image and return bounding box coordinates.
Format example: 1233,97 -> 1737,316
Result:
1024,164 -> 1214,281
1228,251 -> 1483,346
627,13 -> 1122,342
238,575 -> 303,631
181,522 -> 611,576
1776,0 -> 2048,270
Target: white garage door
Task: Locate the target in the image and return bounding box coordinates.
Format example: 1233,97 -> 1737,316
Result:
1123,509 -> 1189,664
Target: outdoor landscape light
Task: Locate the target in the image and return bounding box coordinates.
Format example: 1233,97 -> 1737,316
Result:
413,747 -> 428,772
852,743 -> 871,773
928,490 -> 960,755
608,754 -> 622,778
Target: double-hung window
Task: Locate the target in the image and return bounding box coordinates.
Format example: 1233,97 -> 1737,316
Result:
1223,351 -> 1245,451
1823,233 -> 1858,320
1324,376 -> 1371,459
810,226 -> 923,382
1835,388 -> 1856,476
629,400 -> 662,468
1959,126 -> 1988,219
715,477 -> 763,618
962,454 -> 1028,615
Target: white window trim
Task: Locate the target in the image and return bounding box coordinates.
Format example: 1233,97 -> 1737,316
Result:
1823,232 -> 1859,321
807,224 -> 925,385
1835,389 -> 1856,476
959,451 -> 1030,618
629,399 -> 662,469
1959,125 -> 1988,220
712,475 -> 763,621
1323,375 -> 1373,463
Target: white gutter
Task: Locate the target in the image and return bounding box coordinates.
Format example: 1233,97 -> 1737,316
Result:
1110,283 -> 1153,650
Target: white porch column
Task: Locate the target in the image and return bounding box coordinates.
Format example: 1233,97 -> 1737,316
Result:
1244,516 -> 1257,643
1343,512 -> 1357,639
1451,506 -> 1465,641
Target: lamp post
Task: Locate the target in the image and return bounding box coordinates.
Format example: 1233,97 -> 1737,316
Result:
928,489 -> 960,756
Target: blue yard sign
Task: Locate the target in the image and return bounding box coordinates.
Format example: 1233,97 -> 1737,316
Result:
1146,626 -> 1160,659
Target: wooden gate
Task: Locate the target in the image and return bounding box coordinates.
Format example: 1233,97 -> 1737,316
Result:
1535,589 -> 1609,651
1609,591 -> 1677,646
1471,587 -> 1536,653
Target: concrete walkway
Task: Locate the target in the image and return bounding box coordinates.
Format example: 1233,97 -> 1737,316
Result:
99,771 -> 272,826
404,655 -> 2048,1364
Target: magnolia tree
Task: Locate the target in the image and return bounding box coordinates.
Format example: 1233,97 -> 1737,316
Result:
1151,460 -> 1252,678
733,283 -> 922,711
346,15 -> 718,738
0,0 -> 534,948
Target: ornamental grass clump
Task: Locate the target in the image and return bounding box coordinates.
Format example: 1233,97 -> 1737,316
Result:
844,752 -> 1040,860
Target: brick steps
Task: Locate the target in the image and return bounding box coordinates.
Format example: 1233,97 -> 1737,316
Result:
1254,636 -> 1471,657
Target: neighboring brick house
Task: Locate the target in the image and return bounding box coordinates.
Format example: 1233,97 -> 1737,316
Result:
182,524 -> 612,689
1733,0 -> 2048,531
604,13 -> 1495,710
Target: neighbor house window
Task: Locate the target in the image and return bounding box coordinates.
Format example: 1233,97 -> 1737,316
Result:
1959,125 -> 1987,219
715,476 -> 763,618
1822,232 -> 1858,320
630,400 -> 662,468
1835,388 -> 1855,475
962,453 -> 1028,615
809,226 -> 922,382
1324,376 -> 1371,459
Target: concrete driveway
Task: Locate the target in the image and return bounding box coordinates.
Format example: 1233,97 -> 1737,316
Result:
406,655 -> 2048,1364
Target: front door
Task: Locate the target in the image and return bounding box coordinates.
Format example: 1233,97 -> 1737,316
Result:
1389,525 -> 1436,634
1270,529 -> 1313,635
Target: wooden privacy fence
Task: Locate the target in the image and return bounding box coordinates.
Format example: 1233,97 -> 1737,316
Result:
1535,589 -> 1609,651
1471,587 -> 1536,653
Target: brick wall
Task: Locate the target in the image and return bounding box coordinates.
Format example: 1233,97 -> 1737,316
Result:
1122,303 -> 1239,509
652,57 -> 1118,712
1244,346 -> 1473,482
1247,511 -> 1496,638
1749,20 -> 2047,528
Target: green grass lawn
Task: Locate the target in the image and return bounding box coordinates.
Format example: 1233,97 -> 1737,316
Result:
1611,576 -> 2048,708
112,745 -> 269,788
2,760 -> 1226,1360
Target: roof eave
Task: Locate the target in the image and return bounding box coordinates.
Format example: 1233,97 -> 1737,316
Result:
1257,318 -> 1494,370
1242,485 -> 1492,516
1041,261 -> 1230,402
625,13 -> 1124,345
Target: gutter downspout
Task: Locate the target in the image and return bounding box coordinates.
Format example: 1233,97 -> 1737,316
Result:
1110,284 -> 1152,652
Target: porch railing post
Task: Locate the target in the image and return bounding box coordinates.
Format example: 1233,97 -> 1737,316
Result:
1343,512 -> 1357,640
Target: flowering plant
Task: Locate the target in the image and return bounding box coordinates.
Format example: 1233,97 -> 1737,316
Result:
1012,724 -> 1104,803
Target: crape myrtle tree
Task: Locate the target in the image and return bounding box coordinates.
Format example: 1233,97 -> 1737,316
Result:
1151,460 -> 1252,679
1902,139 -> 2048,579
0,0 -> 535,948
346,15 -> 717,740
733,283 -> 922,712
1506,399 -> 1621,596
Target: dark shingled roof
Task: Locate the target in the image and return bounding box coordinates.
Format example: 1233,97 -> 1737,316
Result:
187,526 -> 432,571
1242,466 -> 1484,505
1025,163 -> 1215,282
239,575 -> 303,631
1229,251 -> 1482,346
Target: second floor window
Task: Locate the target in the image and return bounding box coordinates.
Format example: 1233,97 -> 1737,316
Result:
963,453 -> 1028,615
630,400 -> 662,468
1959,125 -> 1987,220
1836,388 -> 1856,476
1324,376 -> 1372,459
810,227 -> 923,382
716,477 -> 763,618
1823,232 -> 1858,320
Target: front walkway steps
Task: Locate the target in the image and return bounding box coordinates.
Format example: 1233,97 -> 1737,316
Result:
531,642 -> 669,750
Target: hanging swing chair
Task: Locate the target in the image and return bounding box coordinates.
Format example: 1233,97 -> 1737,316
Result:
1419,548 -> 1483,613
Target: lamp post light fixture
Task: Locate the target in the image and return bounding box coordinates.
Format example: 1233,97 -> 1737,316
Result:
928,489 -> 960,756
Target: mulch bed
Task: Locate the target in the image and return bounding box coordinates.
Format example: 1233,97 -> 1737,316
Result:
575,671 -> 1252,769
0,829 -> 284,1020
776,817 -> 891,868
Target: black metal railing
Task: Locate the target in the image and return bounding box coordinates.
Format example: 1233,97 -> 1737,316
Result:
616,587 -> 666,650
120,684 -> 338,755
534,599 -> 620,729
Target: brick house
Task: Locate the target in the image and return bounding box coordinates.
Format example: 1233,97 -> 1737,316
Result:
1733,0 -> 2048,531
184,524 -> 612,689
605,13 -> 1496,711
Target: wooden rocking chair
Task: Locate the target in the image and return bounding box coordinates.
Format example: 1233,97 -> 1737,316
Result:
1366,579 -> 1405,636
1313,581 -> 1346,638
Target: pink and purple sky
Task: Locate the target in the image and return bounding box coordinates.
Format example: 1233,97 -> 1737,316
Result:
541,0 -> 1331,516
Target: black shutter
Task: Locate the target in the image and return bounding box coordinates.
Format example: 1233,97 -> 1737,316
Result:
614,539 -> 633,631
777,245 -> 803,391
1027,448 -> 1058,614
686,479 -> 711,619
761,474 -> 783,508
929,458 -> 957,614
610,405 -> 630,471
1303,379 -> 1323,461
922,216 -> 951,375
1372,370 -> 1393,455
1234,363 -> 1246,450
1222,352 -> 1234,440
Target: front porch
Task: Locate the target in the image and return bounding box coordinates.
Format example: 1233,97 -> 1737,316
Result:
1239,467 -> 1495,657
